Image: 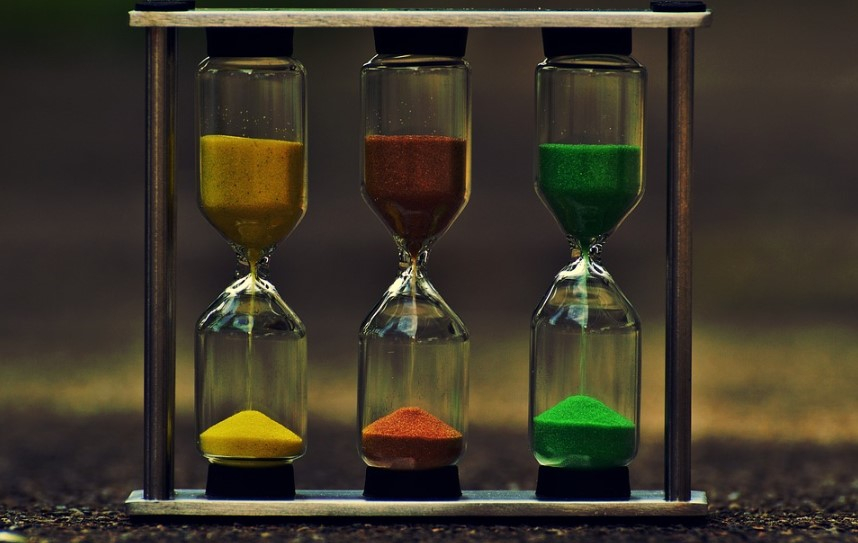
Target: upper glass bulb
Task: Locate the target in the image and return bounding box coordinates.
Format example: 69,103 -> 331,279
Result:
535,28 -> 645,252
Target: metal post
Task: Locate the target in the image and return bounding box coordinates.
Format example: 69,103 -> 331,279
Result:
665,26 -> 694,502
143,25 -> 177,501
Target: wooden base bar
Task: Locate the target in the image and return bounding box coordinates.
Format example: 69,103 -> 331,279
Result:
130,8 -> 711,29
127,489 -> 708,518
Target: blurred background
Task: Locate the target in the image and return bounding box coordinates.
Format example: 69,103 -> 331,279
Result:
2,0 -> 857,491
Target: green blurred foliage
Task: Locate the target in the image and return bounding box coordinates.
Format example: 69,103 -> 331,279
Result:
4,0 -> 125,30
2,1 -> 132,48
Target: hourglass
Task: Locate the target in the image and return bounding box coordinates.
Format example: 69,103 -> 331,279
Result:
194,27 -> 308,499
357,27 -> 471,500
530,27 -> 645,500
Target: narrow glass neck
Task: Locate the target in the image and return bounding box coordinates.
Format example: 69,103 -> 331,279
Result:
398,247 -> 429,272
232,244 -> 272,280
568,235 -> 605,263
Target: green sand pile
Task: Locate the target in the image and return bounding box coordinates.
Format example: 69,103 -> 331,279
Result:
533,395 -> 635,468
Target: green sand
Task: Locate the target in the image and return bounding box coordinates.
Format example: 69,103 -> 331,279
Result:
533,395 -> 635,468
538,143 -> 641,243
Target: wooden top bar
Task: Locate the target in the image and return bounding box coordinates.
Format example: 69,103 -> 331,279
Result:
129,9 -> 711,29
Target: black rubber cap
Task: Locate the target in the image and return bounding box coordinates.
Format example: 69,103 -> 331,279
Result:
205,463 -> 296,500
542,28 -> 632,58
363,466 -> 462,500
373,27 -> 468,57
651,1 -> 707,12
206,27 -> 294,58
135,0 -> 195,11
536,465 -> 631,501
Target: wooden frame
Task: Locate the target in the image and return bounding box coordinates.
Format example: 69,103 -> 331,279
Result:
128,7 -> 710,518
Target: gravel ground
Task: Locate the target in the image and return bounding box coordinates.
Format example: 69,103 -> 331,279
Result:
1,410 -> 856,542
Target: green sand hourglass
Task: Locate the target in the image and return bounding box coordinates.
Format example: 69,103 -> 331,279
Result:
357,27 -> 471,500
194,28 -> 308,499
530,28 -> 645,500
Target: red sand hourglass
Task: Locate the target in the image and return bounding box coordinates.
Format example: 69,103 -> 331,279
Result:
357,27 -> 471,500
530,28 -> 645,500
194,28 -> 308,499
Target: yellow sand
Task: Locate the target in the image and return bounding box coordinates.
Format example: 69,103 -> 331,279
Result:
199,134 -> 306,257
199,409 -> 304,458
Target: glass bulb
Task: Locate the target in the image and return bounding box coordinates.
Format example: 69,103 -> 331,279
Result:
196,265 -> 307,465
358,253 -> 469,470
530,253 -> 640,469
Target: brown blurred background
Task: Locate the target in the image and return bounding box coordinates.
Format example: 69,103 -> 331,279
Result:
1,0 -> 857,491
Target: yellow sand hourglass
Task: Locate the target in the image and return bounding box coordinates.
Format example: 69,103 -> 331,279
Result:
194,28 -> 308,499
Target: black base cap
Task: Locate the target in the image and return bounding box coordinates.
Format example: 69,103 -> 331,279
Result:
135,1 -> 195,11
542,27 -> 632,58
373,27 -> 468,57
363,466 -> 461,500
650,1 -> 707,12
206,27 -> 295,58
536,465 -> 631,501
205,463 -> 295,500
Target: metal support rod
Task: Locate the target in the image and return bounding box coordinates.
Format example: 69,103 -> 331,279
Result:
665,27 -> 695,502
143,25 -> 177,501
